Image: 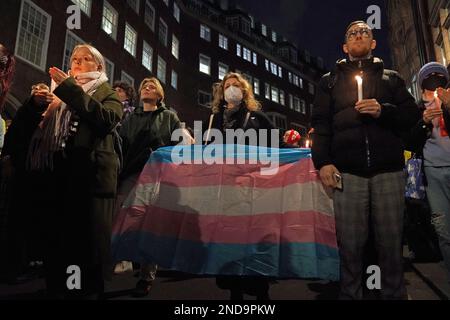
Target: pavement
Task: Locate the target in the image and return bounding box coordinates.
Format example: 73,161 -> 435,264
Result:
0,257 -> 448,300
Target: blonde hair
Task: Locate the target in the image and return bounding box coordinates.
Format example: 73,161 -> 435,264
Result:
139,77 -> 165,102
211,72 -> 261,114
70,44 -> 106,75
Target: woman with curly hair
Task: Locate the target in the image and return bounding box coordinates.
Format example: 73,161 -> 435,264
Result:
206,72 -> 277,300
205,72 -> 277,148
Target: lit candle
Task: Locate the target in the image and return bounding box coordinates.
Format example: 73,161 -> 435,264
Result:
355,75 -> 363,101
305,139 -> 311,148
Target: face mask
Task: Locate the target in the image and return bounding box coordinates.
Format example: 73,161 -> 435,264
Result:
224,85 -> 243,105
422,74 -> 448,91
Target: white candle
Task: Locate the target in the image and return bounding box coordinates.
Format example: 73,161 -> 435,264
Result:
355,75 -> 363,101
305,139 -> 311,149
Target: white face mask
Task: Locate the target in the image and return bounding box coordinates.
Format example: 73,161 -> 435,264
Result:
224,85 -> 243,105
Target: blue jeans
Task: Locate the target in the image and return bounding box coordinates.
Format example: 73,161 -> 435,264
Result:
424,166 -> 450,281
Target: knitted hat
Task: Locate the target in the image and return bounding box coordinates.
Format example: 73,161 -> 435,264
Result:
418,62 -> 449,90
285,130 -> 301,144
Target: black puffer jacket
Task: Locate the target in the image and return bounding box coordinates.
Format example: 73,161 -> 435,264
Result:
312,57 -> 420,176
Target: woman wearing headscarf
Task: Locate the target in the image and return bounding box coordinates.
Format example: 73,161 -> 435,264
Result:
409,62 -> 450,282
23,44 -> 122,299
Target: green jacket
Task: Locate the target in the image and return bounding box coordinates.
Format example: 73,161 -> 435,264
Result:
119,103 -> 181,179
54,77 -> 123,197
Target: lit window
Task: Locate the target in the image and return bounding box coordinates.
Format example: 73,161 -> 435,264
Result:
279,90 -> 285,106
159,19 -> 168,47
278,66 -> 283,78
102,1 -> 118,40
261,24 -> 267,36
271,87 -> 279,103
252,52 -> 257,65
199,54 -> 211,75
265,83 -> 270,100
173,3 -> 180,23
265,59 -> 269,71
124,23 -> 137,56
293,75 -> 299,87
172,35 -> 179,59
218,62 -> 228,80
157,56 -> 167,83
243,47 -> 251,62
272,31 -> 277,42
301,99 -> 306,114
219,34 -> 228,50
171,70 -> 178,89
253,78 -> 260,95
200,24 -> 211,41
293,97 -> 301,112
144,1 -> 155,31
270,62 -> 278,75
71,0 -> 91,16
142,41 -> 153,71
16,0 -> 52,70
62,31 -> 84,73
104,58 -> 115,84
236,43 -> 242,57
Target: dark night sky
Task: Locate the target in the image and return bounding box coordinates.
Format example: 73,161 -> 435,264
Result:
236,0 -> 391,70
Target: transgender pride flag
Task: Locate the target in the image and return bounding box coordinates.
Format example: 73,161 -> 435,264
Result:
112,145 -> 339,281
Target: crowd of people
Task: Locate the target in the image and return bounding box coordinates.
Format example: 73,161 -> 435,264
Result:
0,19 -> 449,300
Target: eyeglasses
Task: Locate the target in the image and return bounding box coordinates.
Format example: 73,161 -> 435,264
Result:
346,28 -> 372,41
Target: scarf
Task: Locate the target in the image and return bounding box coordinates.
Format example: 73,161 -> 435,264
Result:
27,71 -> 108,171
222,103 -> 242,131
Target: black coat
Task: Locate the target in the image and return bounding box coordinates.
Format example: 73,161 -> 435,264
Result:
4,79 -> 123,295
207,103 -> 279,147
119,103 -> 181,180
407,100 -> 450,155
311,57 -> 420,176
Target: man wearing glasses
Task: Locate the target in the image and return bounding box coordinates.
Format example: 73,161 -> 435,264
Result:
311,21 -> 420,299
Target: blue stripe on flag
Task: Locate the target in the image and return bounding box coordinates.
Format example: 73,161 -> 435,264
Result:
148,145 -> 312,165
112,232 -> 339,281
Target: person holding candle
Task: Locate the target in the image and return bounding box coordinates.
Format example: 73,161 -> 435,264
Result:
311,21 -> 420,300
17,44 -> 122,299
409,62 -> 450,283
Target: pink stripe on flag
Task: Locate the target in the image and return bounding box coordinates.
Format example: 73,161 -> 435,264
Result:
114,206 -> 337,248
138,159 -> 319,188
